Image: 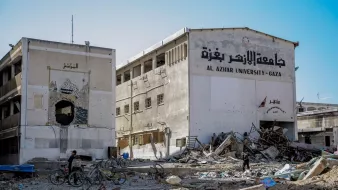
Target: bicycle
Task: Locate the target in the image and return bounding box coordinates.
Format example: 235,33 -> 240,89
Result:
48,163 -> 69,185
105,156 -> 128,168
148,162 -> 165,180
68,160 -> 127,187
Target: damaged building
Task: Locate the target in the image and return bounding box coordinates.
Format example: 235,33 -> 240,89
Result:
297,108 -> 338,149
0,38 -> 115,164
116,27 -> 298,159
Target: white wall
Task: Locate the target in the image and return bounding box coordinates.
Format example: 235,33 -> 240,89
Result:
188,29 -> 296,143
19,39 -> 115,164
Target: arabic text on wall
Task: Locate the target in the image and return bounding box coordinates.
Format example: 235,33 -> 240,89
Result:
202,47 -> 285,77
201,47 -> 286,68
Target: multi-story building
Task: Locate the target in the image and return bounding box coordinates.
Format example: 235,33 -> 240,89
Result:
296,102 -> 338,148
116,27 -> 298,159
0,38 -> 115,164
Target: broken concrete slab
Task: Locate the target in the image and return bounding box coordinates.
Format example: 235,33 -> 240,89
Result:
303,157 -> 327,180
260,146 -> 279,159
211,133 -> 235,156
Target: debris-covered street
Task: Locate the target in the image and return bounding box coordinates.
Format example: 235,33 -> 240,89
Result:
2,124 -> 338,189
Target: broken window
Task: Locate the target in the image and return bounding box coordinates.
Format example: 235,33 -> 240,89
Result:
157,94 -> 164,105
156,53 -> 165,67
116,74 -> 122,85
133,65 -> 141,78
124,70 -> 130,82
124,104 -> 129,114
134,101 -> 139,112
305,136 -> 311,144
144,59 -> 152,73
55,100 -> 74,125
145,97 -> 151,108
116,107 -> 120,116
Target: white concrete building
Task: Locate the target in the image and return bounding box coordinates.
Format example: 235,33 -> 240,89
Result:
116,27 -> 298,159
0,38 -> 115,164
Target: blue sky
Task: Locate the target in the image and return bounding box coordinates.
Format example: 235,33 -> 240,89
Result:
1,0 -> 337,103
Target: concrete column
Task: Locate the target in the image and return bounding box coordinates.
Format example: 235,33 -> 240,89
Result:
10,101 -> 14,115
1,107 -> 5,120
141,62 -> 144,74
130,70 -> 133,80
121,73 -> 124,83
11,64 -> 15,79
152,57 -> 157,70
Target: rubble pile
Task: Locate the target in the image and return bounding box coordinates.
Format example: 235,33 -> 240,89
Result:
171,125 -> 322,165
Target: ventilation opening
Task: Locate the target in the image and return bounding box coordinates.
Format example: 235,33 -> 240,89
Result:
55,100 -> 74,125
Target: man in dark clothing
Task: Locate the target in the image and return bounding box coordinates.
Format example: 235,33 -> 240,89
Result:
68,150 -> 78,184
242,151 -> 250,171
242,132 -> 250,171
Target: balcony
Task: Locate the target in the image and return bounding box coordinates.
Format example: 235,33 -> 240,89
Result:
1,113 -> 20,131
0,73 -> 22,97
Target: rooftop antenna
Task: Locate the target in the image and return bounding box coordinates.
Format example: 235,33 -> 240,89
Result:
71,15 -> 74,44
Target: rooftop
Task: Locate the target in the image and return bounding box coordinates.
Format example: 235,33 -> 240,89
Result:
297,108 -> 338,117
117,27 -> 299,71
0,37 -> 114,66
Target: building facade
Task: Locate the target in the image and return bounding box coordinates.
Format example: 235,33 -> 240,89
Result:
296,102 -> 338,113
116,27 -> 298,159
0,38 -> 115,164
297,108 -> 338,148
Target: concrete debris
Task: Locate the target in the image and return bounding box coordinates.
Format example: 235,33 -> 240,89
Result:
260,146 -> 279,160
166,175 -> 182,185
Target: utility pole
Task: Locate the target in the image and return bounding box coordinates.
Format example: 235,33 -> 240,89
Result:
71,15 -> 74,44
129,79 -> 133,159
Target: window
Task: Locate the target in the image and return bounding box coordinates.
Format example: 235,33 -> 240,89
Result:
156,53 -> 165,67
132,135 -> 139,145
124,104 -> 129,114
298,107 -> 304,113
134,101 -> 139,112
124,70 -> 130,81
157,94 -> 164,105
116,74 -> 121,85
144,59 -> 152,73
116,107 -> 120,116
133,65 -> 141,78
145,97 -> 151,108
139,134 -> 144,145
